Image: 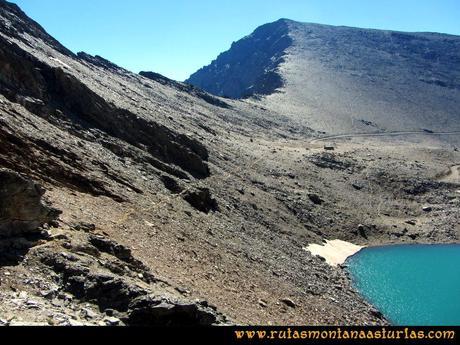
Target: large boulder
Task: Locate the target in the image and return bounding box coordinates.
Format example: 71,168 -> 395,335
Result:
0,169 -> 60,237
183,188 -> 219,214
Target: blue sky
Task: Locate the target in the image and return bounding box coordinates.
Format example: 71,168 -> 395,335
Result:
13,0 -> 460,81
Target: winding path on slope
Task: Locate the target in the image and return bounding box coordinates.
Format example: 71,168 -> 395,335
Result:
309,130 -> 460,144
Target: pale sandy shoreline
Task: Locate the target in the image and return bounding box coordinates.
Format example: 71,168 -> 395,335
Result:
304,240 -> 365,267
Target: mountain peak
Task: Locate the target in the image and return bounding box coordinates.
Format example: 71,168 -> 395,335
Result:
187,20 -> 460,133
0,0 -> 74,56
186,20 -> 293,99
271,18 -> 296,25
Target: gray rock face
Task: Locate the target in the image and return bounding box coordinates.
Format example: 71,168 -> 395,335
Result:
0,169 -> 60,237
0,39 -> 210,180
186,19 -> 292,98
127,296 -> 219,326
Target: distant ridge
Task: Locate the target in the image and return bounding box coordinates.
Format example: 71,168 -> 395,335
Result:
187,19 -> 460,134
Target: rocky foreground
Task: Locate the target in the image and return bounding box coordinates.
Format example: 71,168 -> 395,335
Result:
0,0 -> 459,326
0,169 -> 225,326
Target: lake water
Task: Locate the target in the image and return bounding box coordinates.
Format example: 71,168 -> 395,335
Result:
346,244 -> 460,326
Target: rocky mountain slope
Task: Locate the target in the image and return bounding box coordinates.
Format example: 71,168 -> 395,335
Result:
1,0 -> 459,326
187,19 -> 460,134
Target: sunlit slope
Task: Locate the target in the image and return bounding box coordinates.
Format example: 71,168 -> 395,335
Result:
188,19 -> 460,134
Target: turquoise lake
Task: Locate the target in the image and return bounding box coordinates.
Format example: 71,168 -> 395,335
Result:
346,244 -> 460,326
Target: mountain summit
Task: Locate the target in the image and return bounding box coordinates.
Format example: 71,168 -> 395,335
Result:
187,19 -> 460,134
187,19 -> 293,99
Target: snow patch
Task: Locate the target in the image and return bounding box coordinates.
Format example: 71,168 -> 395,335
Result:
304,239 -> 364,267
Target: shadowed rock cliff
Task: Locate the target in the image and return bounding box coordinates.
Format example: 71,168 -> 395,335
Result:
187,19 -> 292,98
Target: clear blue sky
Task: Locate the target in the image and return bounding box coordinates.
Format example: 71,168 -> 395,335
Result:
12,0 -> 460,81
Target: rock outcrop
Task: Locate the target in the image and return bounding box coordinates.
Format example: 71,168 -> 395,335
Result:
0,169 -> 60,237
0,169 -> 227,325
37,234 -> 226,326
183,188 -> 219,213
127,296 -> 220,326
186,19 -> 292,98
0,37 -> 210,180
